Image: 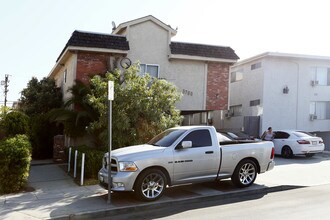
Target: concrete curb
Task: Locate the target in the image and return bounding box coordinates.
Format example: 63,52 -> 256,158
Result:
52,185 -> 304,220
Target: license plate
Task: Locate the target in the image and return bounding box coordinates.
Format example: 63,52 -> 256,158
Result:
312,141 -> 317,145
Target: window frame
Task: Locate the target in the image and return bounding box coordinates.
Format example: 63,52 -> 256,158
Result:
179,129 -> 212,148
310,66 -> 330,86
250,99 -> 260,107
251,62 -> 262,70
310,101 -> 330,120
229,104 -> 243,117
230,69 -> 243,83
64,69 -> 67,84
139,64 -> 160,78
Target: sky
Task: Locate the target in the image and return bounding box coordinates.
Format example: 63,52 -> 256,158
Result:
1,0 -> 330,105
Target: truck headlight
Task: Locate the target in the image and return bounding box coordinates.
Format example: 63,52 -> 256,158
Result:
118,161 -> 138,172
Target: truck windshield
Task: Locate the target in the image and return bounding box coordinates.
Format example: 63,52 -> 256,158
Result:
148,129 -> 187,147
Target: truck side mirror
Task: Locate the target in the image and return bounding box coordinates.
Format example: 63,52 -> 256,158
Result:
181,141 -> 192,149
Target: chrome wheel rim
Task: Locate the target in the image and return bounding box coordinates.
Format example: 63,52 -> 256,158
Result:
141,173 -> 165,199
239,163 -> 256,185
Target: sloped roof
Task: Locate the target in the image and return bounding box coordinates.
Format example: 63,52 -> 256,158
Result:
112,15 -> 177,36
56,30 -> 129,62
170,42 -> 239,60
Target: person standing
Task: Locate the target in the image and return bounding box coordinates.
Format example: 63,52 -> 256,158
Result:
261,127 -> 274,141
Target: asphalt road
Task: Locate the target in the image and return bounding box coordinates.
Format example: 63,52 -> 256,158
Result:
100,183 -> 330,220
94,153 -> 330,220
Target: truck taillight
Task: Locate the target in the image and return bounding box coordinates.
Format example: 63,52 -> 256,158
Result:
270,147 -> 275,159
297,140 -> 310,144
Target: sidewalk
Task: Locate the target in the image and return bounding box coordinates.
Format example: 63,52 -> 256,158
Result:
1,154 -> 330,219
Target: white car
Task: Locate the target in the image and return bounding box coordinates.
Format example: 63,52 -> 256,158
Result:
273,130 -> 325,158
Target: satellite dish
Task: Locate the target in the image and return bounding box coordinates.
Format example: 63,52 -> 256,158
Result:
112,21 -> 116,30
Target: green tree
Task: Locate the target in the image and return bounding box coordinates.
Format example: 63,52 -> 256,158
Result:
19,77 -> 63,159
87,64 -> 182,149
19,77 -> 62,116
49,81 -> 100,142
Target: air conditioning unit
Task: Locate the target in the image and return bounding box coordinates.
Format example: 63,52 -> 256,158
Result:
310,114 -> 317,121
225,112 -> 233,118
311,80 -> 319,86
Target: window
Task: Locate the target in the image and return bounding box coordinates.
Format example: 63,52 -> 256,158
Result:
310,101 -> 330,119
310,67 -> 330,86
274,131 -> 290,139
251,62 -> 261,70
148,129 -> 187,147
181,130 -> 212,148
230,69 -> 243,83
64,69 -> 67,83
139,64 -> 159,78
229,105 -> 243,117
250,99 -> 260,107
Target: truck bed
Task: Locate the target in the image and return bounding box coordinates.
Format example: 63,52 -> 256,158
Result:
220,140 -> 259,146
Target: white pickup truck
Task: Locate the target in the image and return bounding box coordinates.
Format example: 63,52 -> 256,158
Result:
99,126 -> 275,201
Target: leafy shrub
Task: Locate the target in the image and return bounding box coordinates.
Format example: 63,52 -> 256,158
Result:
66,145 -> 105,180
0,111 -> 29,138
0,135 -> 32,194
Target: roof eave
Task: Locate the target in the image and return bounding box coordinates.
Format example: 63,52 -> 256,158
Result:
169,54 -> 238,63
233,51 -> 330,67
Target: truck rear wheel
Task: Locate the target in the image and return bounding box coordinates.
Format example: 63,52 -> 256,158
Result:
134,169 -> 167,201
231,159 -> 257,188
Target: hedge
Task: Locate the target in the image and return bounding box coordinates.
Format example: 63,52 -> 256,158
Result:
0,135 -> 32,194
66,145 -> 105,180
0,110 -> 30,138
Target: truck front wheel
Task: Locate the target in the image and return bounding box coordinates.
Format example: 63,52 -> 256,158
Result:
134,169 -> 167,201
231,159 -> 257,188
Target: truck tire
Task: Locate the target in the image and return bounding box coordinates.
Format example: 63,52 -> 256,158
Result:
231,159 -> 257,188
134,168 -> 167,201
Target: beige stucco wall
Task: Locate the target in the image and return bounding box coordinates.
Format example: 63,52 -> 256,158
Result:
125,20 -> 207,111
52,53 -> 77,102
169,60 -> 206,110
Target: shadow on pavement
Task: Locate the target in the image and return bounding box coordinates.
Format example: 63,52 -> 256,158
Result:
49,179 -> 300,219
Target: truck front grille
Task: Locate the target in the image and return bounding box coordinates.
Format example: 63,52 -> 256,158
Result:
104,157 -> 118,172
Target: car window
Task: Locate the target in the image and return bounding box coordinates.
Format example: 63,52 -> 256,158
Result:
181,129 -> 212,148
274,131 -> 290,139
148,129 -> 187,147
227,132 -> 239,139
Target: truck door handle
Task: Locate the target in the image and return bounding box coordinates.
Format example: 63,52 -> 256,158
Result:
205,151 -> 214,154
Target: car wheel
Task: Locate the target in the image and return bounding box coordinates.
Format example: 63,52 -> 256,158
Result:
305,153 -> 315,158
281,146 -> 293,158
231,159 -> 257,188
134,169 -> 167,201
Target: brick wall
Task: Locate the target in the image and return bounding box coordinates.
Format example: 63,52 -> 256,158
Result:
76,52 -> 110,84
206,62 -> 230,110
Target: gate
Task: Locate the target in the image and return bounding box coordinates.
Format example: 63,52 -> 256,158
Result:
243,116 -> 260,138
